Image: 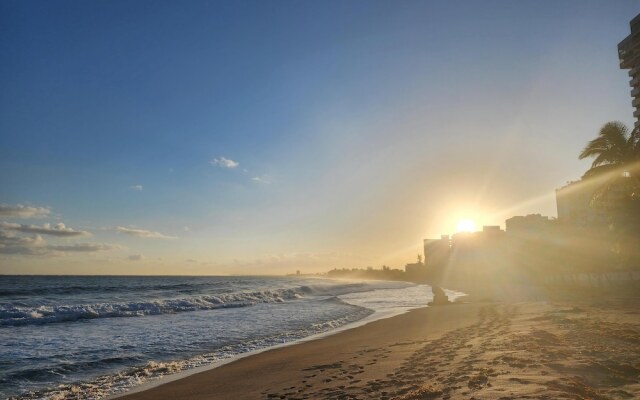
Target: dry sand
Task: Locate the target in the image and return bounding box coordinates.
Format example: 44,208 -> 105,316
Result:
119,296 -> 640,400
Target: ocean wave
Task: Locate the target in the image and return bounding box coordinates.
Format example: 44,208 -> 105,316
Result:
9,302 -> 373,400
1,355 -> 143,385
299,280 -> 412,297
1,281 -> 409,327
0,288 -> 305,327
0,281 -> 221,297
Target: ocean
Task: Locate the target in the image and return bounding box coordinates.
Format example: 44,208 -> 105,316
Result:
0,275 -> 459,399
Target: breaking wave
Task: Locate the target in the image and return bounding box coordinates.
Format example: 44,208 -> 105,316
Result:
10,298 -> 374,400
0,288 -> 304,327
0,281 -> 409,327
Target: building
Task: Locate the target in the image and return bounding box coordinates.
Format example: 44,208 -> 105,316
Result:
555,179 -> 606,227
481,225 -> 502,234
618,13 -> 640,127
404,260 -> 426,280
505,214 -> 554,236
423,235 -> 450,267
450,226 -> 505,253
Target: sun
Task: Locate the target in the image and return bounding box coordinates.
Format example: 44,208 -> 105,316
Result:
456,219 -> 476,233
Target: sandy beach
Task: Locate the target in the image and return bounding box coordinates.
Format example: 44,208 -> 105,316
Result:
118,291 -> 640,400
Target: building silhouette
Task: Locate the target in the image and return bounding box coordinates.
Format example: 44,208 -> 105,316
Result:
505,214 -> 554,235
618,13 -> 640,127
555,179 -> 607,227
414,13 -> 640,289
423,235 -> 450,267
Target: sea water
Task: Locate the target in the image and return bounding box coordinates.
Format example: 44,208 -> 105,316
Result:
0,275 -> 460,399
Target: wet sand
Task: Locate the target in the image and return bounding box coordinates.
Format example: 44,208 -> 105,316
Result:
119,297 -> 640,400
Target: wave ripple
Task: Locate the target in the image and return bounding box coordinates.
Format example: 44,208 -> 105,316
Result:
1,288 -> 305,326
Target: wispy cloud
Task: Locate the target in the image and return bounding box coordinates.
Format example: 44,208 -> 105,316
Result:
114,226 -> 177,239
0,204 -> 50,218
130,184 -> 143,191
0,230 -> 118,256
209,158 -> 270,185
251,176 -> 271,184
0,207 -> 120,257
210,157 -> 239,169
128,254 -> 144,261
0,222 -> 90,237
48,243 -> 119,252
0,231 -> 45,254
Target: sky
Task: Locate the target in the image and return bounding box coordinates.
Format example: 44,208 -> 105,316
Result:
1,0 -> 639,275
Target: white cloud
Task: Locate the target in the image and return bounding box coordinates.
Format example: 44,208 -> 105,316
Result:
0,231 -> 46,254
48,243 -> 119,252
0,204 -> 50,218
0,207 -> 118,257
130,185 -> 143,191
0,230 -> 118,256
251,176 -> 271,184
0,221 -> 90,237
128,254 -> 144,261
210,157 -> 239,169
114,226 -> 177,239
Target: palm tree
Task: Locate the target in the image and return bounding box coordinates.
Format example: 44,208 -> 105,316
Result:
579,121 -> 640,266
579,122 -> 640,205
579,121 -> 640,179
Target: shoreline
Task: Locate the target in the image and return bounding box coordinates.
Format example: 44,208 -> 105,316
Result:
112,286 -> 467,399
117,292 -> 640,400
117,300 -> 482,400
6,278 -> 453,400
108,301 -> 434,398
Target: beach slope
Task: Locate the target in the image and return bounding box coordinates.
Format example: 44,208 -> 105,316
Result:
119,299 -> 640,399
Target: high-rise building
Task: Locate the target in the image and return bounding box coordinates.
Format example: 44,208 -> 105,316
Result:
618,14 -> 640,127
423,235 -> 450,267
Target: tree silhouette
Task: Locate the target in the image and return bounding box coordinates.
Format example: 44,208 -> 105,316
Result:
579,121 -> 640,179
579,121 -> 640,267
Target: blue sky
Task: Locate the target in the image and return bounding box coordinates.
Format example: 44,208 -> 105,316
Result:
1,1 -> 639,274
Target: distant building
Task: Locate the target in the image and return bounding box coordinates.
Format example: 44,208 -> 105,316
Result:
423,235 -> 450,267
450,226 -> 505,254
618,13 -> 640,127
481,225 -> 502,234
436,226 -> 510,285
506,214 -> 554,235
555,179 -> 606,227
404,261 -> 425,275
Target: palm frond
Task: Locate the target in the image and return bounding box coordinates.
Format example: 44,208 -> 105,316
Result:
580,137 -> 609,159
592,151 -> 617,168
600,121 -> 629,151
579,121 -> 633,165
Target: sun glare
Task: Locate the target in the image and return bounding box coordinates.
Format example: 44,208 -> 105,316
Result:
456,219 -> 476,233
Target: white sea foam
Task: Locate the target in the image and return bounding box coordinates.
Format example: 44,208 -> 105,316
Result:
0,281 -> 411,327
11,298 -> 373,400
1,276 -> 441,400
1,289 -> 295,326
